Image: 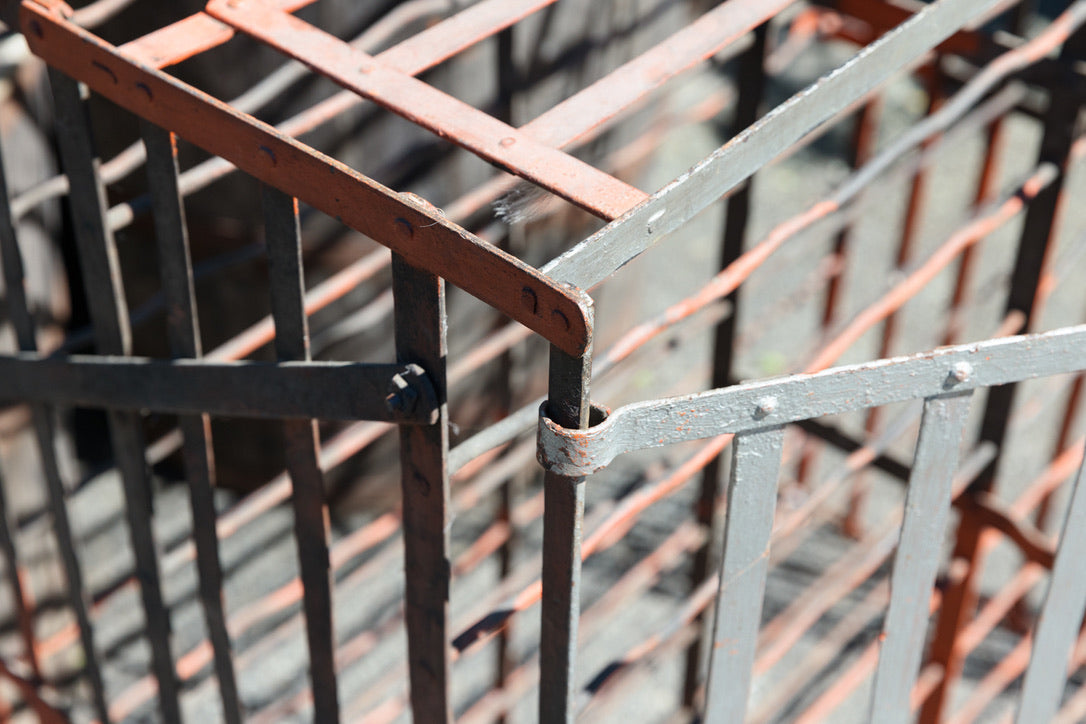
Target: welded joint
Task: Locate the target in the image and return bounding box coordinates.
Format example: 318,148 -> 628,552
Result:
386,363 -> 440,425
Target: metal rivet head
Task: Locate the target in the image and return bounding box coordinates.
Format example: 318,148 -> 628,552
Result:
950,361 -> 973,384
499,137 -> 516,147
520,287 -> 538,314
754,396 -> 777,419
394,217 -> 414,239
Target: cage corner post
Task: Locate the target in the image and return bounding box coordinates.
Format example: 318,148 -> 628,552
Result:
391,252 -> 453,723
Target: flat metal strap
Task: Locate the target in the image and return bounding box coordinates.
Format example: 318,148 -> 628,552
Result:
543,0 -> 1004,289
1015,442 -> 1086,724
0,354 -> 437,423
869,392 -> 972,724
538,325 -> 1086,476
21,2 -> 591,357
704,426 -> 784,722
206,0 -> 646,222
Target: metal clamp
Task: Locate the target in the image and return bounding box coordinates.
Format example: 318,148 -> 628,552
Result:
537,325 -> 1086,477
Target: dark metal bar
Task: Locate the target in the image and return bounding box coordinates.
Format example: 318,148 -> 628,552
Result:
682,21 -> 768,711
141,120 -> 242,724
540,328 -> 594,723
0,354 -> 436,423
261,185 -> 340,722
921,26 -> 1086,723
48,67 -> 182,724
391,254 -> 452,724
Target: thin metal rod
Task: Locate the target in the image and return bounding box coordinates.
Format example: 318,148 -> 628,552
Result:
870,392 -> 972,724
261,185 -> 340,722
703,426 -> 785,722
1015,443 -> 1086,723
391,253 -> 452,724
49,67 -> 182,724
141,120 -> 242,724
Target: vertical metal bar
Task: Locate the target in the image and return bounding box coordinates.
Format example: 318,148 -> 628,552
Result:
921,28 -> 1086,723
261,185 -> 340,722
48,68 -> 182,724
1015,443 -> 1086,724
870,391 -> 972,724
141,121 -> 242,724
391,252 -> 452,724
540,335 -> 594,724
682,23 -> 768,710
703,425 -> 785,723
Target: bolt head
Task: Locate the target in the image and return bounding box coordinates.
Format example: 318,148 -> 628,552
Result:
950,361 -> 973,383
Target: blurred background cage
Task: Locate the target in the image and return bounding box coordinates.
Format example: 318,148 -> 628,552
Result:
0,0 -> 1085,722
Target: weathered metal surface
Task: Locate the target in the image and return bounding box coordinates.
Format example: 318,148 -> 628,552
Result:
49,67 -> 183,724
703,426 -> 784,722
392,253 -> 453,724
21,2 -> 592,357
543,0 -> 1003,289
539,325 -> 1086,476
141,119 -> 242,724
869,392 -> 971,724
540,340 -> 593,724
1015,446 -> 1086,723
262,186 -> 340,722
0,354 -> 437,422
207,0 -> 646,222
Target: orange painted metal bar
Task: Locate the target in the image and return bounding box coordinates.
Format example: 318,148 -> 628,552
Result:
205,0 -> 647,221
21,1 -> 591,357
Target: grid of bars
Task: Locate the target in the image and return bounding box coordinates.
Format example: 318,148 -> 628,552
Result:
0,0 -> 1083,722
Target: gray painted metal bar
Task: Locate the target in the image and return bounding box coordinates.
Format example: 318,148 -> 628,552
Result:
49,68 -> 183,724
542,0 -> 1003,289
0,354 -> 436,422
1014,443 -> 1086,724
540,336 -> 594,723
262,185 -> 340,722
538,325 -> 1086,476
391,253 -> 453,724
703,426 -> 784,722
141,120 -> 242,724
869,392 -> 972,724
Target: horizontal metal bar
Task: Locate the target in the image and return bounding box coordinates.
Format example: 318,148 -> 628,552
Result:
21,3 -> 592,357
538,324 -> 1086,475
0,354 -> 437,423
542,0 -> 1003,289
206,0 -> 645,221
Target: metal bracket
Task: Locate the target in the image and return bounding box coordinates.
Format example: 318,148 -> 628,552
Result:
537,324 -> 1086,476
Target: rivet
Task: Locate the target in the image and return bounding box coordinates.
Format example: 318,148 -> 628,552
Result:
258,145 -> 277,166
521,287 -> 538,314
136,82 -> 153,100
551,309 -> 570,331
91,60 -> 117,84
394,217 -> 414,239
499,137 -> 516,147
950,361 -> 973,383
754,396 -> 777,419
28,20 -> 44,38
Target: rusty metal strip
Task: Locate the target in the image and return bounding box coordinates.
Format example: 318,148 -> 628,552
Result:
538,325 -> 1086,476
0,354 -> 436,422
21,2 -> 591,357
205,0 -> 646,221
48,66 -> 183,724
543,0 -> 1004,289
703,426 -> 785,722
391,255 -> 453,724
869,392 -> 971,724
262,186 -> 340,722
